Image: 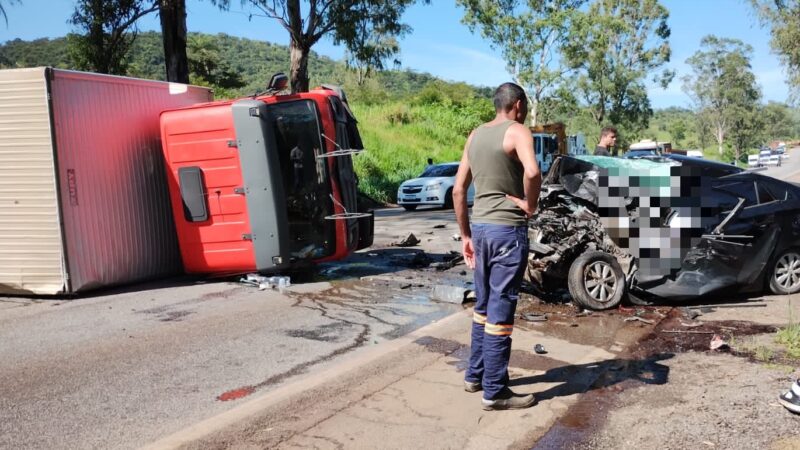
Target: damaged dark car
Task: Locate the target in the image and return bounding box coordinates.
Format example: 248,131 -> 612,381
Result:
528,154 -> 800,310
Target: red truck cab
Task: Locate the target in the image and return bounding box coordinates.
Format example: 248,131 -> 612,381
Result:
160,80 -> 373,275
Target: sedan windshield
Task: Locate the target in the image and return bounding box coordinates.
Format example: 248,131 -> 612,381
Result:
420,165 -> 458,177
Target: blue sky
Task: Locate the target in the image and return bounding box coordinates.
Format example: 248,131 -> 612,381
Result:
0,0 -> 790,108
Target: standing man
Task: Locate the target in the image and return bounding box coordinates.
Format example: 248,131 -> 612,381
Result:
595,126 -> 618,156
453,83 -> 542,411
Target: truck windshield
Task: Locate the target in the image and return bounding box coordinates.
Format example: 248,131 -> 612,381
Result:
269,100 -> 335,259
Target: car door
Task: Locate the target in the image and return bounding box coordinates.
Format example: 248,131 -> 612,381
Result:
640,176 -> 778,299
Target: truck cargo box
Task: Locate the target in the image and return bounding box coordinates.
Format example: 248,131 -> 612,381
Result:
0,67 -> 212,295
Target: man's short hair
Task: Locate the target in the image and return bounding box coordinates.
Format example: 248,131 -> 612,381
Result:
493,82 -> 527,112
600,126 -> 618,138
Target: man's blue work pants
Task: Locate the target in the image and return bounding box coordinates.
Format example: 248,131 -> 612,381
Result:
464,223 -> 529,400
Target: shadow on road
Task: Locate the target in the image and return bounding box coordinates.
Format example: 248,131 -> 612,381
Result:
510,353 -> 673,402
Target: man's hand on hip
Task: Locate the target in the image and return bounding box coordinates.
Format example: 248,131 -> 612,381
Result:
506,194 -> 536,218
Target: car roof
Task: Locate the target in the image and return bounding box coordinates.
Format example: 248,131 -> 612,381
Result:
660,154 -> 744,176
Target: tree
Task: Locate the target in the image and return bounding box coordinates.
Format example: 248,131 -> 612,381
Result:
158,0 -> 189,83
667,118 -> 686,147
68,0 -> 158,74
212,0 -> 425,93
562,0 -> 673,138
458,0 -> 585,126
761,101 -> 795,140
187,33 -> 245,89
683,36 -> 761,156
751,0 -> 800,101
0,0 -> 20,27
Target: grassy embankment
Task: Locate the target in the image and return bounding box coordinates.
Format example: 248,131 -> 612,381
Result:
351,100 -> 492,203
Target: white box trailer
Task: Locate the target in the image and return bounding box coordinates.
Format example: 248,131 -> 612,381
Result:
0,67 -> 212,295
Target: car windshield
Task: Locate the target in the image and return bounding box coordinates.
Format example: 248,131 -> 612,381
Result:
420,165 -> 458,177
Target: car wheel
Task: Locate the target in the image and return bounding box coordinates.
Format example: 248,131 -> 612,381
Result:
443,188 -> 454,209
568,251 -> 625,310
402,205 -> 417,211
769,249 -> 800,294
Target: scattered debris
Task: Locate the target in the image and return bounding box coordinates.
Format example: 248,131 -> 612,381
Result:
240,273 -> 291,292
400,284 -> 412,289
575,309 -> 593,317
451,233 -> 462,241
431,284 -> 471,304
679,307 -> 701,319
433,224 -> 446,229
394,233 -> 421,247
679,321 -> 704,328
534,344 -> 547,354
709,334 -> 729,351
431,253 -> 465,271
520,312 -> 548,322
624,316 -> 655,325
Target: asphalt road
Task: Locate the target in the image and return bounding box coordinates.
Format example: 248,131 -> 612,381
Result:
0,207 -> 466,450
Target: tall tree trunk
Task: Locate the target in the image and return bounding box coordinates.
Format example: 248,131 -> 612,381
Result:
716,127 -> 724,155
530,97 -> 539,127
159,0 -> 189,84
290,39 -> 310,93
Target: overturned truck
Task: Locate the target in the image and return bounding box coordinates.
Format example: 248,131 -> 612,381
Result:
528,154 -> 800,310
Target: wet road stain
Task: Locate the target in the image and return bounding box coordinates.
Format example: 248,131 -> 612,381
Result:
215,324 -> 370,402
284,322 -> 351,342
159,310 -> 193,322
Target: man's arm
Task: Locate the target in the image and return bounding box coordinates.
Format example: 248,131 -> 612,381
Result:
454,132 -> 475,268
506,124 -> 542,216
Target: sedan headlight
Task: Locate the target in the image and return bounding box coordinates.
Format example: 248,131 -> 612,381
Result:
426,183 -> 442,191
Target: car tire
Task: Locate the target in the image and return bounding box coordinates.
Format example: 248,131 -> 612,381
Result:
769,249 -> 800,295
568,251 -> 625,310
402,205 -> 417,211
443,188 -> 454,209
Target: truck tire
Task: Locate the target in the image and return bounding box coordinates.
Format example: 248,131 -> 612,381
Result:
568,251 -> 625,310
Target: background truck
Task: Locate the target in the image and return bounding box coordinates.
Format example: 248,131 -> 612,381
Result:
530,122 -> 587,173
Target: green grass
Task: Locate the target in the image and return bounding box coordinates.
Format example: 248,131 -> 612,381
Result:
776,323 -> 800,359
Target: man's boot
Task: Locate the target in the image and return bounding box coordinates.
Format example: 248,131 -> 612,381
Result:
481,387 -> 537,410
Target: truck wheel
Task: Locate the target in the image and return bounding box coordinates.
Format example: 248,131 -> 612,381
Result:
769,249 -> 800,294
402,205 -> 417,211
568,251 -> 625,310
444,188 -> 454,209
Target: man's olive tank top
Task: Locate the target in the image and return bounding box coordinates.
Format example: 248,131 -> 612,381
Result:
468,120 -> 526,226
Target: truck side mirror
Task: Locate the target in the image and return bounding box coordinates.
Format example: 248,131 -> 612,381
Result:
267,73 -> 288,92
